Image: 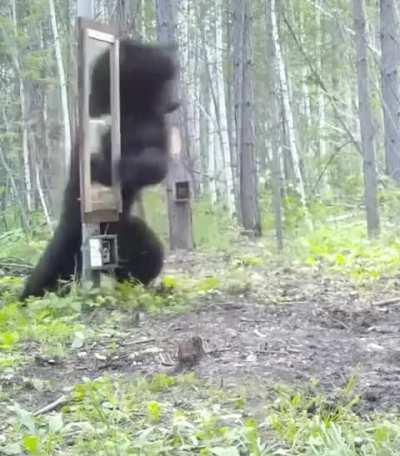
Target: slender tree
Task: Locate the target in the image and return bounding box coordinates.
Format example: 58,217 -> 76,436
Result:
155,0 -> 194,249
380,0 -> 400,182
49,0 -> 71,178
10,0 -> 32,211
266,0 -> 284,250
214,0 -> 235,214
353,0 -> 380,237
270,0 -> 310,227
232,0 -> 244,206
241,1 -> 261,235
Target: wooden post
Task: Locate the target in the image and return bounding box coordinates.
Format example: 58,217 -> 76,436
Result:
77,1 -> 94,18
167,126 -> 194,250
155,0 -> 194,251
76,3 -> 121,285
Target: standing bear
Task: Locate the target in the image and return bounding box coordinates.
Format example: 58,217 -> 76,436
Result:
21,40 -> 178,300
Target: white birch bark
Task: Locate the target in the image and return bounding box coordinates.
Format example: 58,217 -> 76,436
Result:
299,12 -> 311,122
270,0 -> 310,224
35,165 -> 52,230
208,96 -> 217,205
11,0 -> 32,211
215,0 -> 235,215
315,0 -> 327,162
266,0 -> 284,250
49,0 -> 71,176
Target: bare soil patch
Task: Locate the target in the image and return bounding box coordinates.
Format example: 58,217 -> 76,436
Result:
6,251 -> 400,414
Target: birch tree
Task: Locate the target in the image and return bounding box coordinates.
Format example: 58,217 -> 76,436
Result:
266,0 -> 284,250
11,0 -> 32,211
49,0 -> 71,177
270,0 -> 310,227
315,0 -> 327,168
214,0 -> 235,215
232,0 -> 244,201
380,0 -> 400,182
234,0 -> 261,235
353,0 -> 380,237
200,2 -> 234,212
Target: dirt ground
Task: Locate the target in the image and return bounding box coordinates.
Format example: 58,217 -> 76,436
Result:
6,250 -> 400,415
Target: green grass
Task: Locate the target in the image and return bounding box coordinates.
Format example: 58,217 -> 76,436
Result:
143,189 -> 239,251
288,222 -> 400,282
3,377 -> 400,455
6,188 -> 400,285
2,192 -> 400,453
0,271 -> 225,374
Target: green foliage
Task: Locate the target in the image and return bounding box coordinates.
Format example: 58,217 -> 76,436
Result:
5,375 -> 269,455
142,188 -> 169,242
0,297 -> 84,370
4,377 -> 400,455
144,189 -> 239,250
379,182 -> 400,224
0,215 -> 52,263
193,198 -> 239,250
269,382 -> 359,446
0,269 -> 223,374
148,373 -> 177,393
258,183 -> 400,283
4,402 -> 63,455
233,256 -> 263,268
291,222 -> 400,282
267,384 -> 400,455
147,400 -> 163,423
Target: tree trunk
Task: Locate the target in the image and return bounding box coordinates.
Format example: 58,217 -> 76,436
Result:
232,0 -> 244,210
315,0 -> 327,169
49,0 -> 72,178
199,58 -> 210,195
155,0 -> 194,250
225,11 -> 239,214
11,0 -> 32,212
270,0 -> 310,227
0,145 -> 29,232
379,0 -> 400,181
238,0 -> 261,235
214,0 -> 235,215
266,0 -> 284,250
206,92 -> 217,205
353,0 -> 380,237
35,165 -> 52,231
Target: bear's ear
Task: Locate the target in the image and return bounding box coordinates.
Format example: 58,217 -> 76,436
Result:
159,43 -> 179,77
159,42 -> 178,55
165,101 -> 180,113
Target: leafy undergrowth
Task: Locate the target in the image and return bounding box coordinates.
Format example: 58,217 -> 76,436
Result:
2,375 -> 400,455
2,208 -> 400,453
287,221 -> 400,283
0,274 -> 225,373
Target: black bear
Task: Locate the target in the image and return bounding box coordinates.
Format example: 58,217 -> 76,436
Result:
20,40 -> 178,300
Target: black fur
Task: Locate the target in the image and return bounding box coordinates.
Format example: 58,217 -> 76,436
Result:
90,41 -> 177,118
101,217 -> 164,284
21,40 -> 178,300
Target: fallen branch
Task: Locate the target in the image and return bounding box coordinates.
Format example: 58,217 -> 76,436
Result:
34,394 -> 70,416
374,297 -> 400,307
0,261 -> 33,270
124,337 -> 156,346
240,317 -> 269,323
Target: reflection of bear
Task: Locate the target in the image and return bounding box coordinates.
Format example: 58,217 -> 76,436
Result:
90,41 -> 178,118
20,40 -> 178,300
